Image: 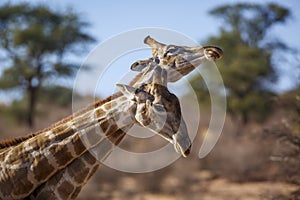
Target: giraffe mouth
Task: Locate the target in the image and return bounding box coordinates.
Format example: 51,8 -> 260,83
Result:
172,135 -> 191,157
155,118 -> 192,157
180,46 -> 223,65
203,46 -> 223,61
171,119 -> 192,158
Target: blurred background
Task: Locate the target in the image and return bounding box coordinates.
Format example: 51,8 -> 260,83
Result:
0,0 -> 299,199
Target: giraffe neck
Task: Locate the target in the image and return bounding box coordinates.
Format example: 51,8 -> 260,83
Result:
0,95 -> 136,199
0,63 -> 160,199
29,127 -> 129,200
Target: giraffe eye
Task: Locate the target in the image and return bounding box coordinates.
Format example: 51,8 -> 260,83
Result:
164,47 -> 177,58
153,104 -> 165,112
154,57 -> 160,64
166,48 -> 177,54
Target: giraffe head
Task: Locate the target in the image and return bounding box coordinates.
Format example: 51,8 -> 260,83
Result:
117,65 -> 191,157
131,36 -> 223,82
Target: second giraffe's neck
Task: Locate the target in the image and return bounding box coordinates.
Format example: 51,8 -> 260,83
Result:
0,94 -> 136,200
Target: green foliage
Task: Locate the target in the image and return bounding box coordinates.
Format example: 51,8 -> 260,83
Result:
190,3 -> 291,124
0,97 -> 28,125
210,3 -> 290,46
0,86 -> 73,126
0,3 -> 95,126
279,87 -> 300,135
39,86 -> 73,107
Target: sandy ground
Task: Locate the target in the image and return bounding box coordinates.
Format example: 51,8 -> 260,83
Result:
77,170 -> 298,200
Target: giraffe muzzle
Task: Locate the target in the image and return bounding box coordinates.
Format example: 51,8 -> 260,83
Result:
172,118 -> 192,157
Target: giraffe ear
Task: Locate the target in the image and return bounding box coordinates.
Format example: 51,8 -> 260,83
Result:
130,58 -> 152,72
116,83 -> 136,97
116,84 -> 136,99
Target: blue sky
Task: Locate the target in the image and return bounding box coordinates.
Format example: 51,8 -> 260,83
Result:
39,0 -> 300,48
0,0 -> 300,103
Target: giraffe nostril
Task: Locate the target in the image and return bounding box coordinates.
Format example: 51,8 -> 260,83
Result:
170,62 -> 176,69
184,146 -> 191,157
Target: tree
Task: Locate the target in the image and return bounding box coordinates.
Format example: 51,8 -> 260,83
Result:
0,3 -> 95,127
190,3 -> 292,125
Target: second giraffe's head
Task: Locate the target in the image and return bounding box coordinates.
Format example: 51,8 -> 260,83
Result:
131,36 -> 223,82
117,65 -> 191,157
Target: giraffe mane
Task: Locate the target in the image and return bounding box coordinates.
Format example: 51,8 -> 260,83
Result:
0,133 -> 37,149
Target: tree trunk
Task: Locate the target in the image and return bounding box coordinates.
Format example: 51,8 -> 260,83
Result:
241,111 -> 248,125
27,84 -> 38,128
234,114 -> 247,136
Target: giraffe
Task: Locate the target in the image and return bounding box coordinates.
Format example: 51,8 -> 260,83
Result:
0,36 -> 223,199
0,62 -> 189,199
33,36 -> 223,199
